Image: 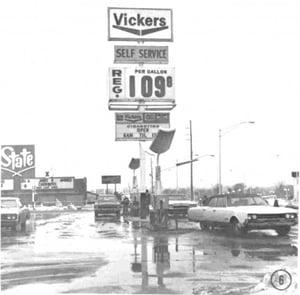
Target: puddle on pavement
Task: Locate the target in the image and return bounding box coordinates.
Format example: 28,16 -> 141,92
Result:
1,212 -> 298,294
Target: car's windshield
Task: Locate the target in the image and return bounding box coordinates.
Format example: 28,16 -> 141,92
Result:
227,196 -> 268,206
1,199 -> 18,208
169,195 -> 188,200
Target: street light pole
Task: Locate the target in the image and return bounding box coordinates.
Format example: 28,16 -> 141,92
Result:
218,128 -> 222,195
189,120 -> 194,201
218,121 -> 255,194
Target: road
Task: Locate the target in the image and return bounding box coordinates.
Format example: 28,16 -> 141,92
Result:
1,211 -> 298,294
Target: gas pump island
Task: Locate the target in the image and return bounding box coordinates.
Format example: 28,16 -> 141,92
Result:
107,7 -> 176,228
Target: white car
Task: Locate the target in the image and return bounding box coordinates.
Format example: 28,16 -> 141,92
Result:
1,197 -> 30,231
188,194 -> 298,236
167,194 -> 198,217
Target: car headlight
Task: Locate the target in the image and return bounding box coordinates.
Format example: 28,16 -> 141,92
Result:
285,213 -> 291,219
248,214 -> 257,220
7,215 -> 17,220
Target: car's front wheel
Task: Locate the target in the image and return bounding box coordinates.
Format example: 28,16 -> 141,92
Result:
230,219 -> 246,236
199,222 -> 209,231
275,226 -> 291,236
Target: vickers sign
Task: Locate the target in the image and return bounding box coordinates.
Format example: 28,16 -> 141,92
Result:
108,8 -> 173,42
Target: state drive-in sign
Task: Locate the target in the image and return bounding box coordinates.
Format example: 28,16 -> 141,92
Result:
115,112 -> 170,141
109,67 -> 175,100
108,7 -> 173,42
1,145 -> 35,179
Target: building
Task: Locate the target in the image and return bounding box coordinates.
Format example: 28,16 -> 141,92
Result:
1,176 -> 87,206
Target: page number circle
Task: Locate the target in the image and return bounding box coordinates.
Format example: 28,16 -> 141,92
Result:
271,269 -> 292,291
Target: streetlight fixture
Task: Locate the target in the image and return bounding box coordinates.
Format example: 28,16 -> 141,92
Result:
218,121 -> 255,194
176,154 -> 215,201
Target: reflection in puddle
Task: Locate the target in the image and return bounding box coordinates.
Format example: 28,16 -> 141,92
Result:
128,227 -> 297,293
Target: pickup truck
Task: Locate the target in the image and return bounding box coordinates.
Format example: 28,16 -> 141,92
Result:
1,197 -> 30,231
94,194 -> 121,219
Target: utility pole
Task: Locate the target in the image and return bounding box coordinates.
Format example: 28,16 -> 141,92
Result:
189,120 -> 194,201
150,158 -> 154,194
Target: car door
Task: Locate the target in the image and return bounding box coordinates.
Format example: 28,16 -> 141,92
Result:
213,197 -> 229,225
206,197 -> 218,222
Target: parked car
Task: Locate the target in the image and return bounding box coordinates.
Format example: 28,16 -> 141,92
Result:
262,195 -> 290,207
94,194 -> 121,219
1,197 -> 30,231
188,193 -> 298,236
167,194 -> 197,217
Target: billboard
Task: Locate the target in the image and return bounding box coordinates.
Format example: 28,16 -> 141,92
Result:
114,45 -> 168,64
108,8 -> 173,42
102,175 -> 121,184
109,67 -> 175,100
1,145 -> 35,179
115,112 -> 170,141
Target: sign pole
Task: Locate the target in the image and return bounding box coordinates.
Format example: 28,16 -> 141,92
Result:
139,141 -> 146,192
32,186 -> 36,209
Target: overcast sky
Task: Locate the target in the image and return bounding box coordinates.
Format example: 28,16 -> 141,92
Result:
1,0 -> 299,191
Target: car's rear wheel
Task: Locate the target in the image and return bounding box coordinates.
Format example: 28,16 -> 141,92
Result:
275,226 -> 291,236
230,219 -> 246,236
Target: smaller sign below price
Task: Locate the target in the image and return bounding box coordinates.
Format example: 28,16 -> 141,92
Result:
109,67 -> 175,100
115,112 -> 170,141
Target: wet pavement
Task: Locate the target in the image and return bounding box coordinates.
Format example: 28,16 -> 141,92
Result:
1,211 -> 298,294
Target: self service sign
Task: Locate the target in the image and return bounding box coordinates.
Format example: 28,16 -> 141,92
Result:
108,7 -> 173,42
114,45 -> 168,64
115,112 -> 170,141
109,67 -> 175,100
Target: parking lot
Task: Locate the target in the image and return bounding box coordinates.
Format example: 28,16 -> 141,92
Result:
1,211 -> 298,294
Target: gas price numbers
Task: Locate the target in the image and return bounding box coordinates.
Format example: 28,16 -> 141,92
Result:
109,67 -> 175,100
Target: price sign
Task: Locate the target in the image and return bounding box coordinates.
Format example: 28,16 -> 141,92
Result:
109,67 -> 175,100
